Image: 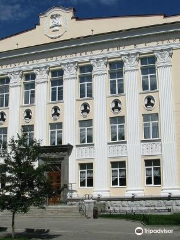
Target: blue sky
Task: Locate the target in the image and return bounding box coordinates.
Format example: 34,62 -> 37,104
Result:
0,0 -> 180,39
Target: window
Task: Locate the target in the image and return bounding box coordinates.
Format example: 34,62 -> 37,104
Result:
79,163 -> 93,187
145,160 -> 161,185
50,123 -> 62,145
0,77 -> 10,108
141,56 -> 157,91
111,162 -> 126,187
143,114 -> 159,139
22,125 -> 34,146
51,70 -> 63,101
79,65 -> 92,98
110,117 -> 125,141
109,61 -> 124,95
79,120 -> 93,144
0,128 -> 7,149
24,73 -> 35,105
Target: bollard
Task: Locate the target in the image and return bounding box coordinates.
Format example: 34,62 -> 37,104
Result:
93,207 -> 98,219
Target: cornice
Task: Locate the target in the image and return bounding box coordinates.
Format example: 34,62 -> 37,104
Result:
0,43 -> 180,75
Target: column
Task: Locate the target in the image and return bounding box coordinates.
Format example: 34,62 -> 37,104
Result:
91,58 -> 110,197
34,67 -> 49,145
122,53 -> 144,197
62,62 -> 78,198
155,49 -> 180,196
8,71 -> 22,141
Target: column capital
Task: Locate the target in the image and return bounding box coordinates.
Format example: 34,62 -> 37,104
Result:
61,62 -> 78,80
34,66 -> 49,84
91,58 -> 107,76
8,71 -> 22,88
154,49 -> 173,67
122,53 -> 139,71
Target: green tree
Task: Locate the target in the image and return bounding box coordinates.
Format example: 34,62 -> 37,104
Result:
0,134 -> 53,238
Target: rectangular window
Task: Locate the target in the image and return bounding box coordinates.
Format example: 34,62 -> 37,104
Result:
24,73 -> 35,105
79,163 -> 93,187
0,77 -> 10,108
22,125 -> 34,146
50,123 -> 62,145
51,70 -> 63,101
79,65 -> 93,98
79,120 -> 93,144
111,161 -> 126,187
145,160 -> 161,185
109,61 -> 124,95
143,114 -> 159,139
110,117 -> 125,141
0,128 -> 7,149
141,56 -> 157,91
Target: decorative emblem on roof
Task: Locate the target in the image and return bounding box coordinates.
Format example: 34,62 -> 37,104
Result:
44,12 -> 68,39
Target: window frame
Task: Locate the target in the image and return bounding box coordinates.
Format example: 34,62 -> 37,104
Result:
50,70 -> 63,102
23,73 -> 35,105
49,123 -> 63,146
0,127 -> 7,149
110,116 -> 125,142
143,114 -> 159,140
22,125 -> 34,146
79,120 -> 93,144
145,160 -> 161,186
79,163 -> 93,188
109,61 -> 124,95
0,77 -> 10,108
111,161 -> 127,187
79,65 -> 93,99
140,56 -> 157,92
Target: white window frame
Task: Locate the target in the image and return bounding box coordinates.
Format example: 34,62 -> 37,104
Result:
23,73 -> 35,105
111,161 -> 126,187
79,65 -> 92,99
145,160 -> 161,186
110,117 -> 125,142
49,123 -> 63,146
141,56 -> 157,92
0,127 -> 7,149
109,61 -> 124,95
50,70 -> 63,102
143,114 -> 159,139
22,125 -> 34,146
0,77 -> 9,108
79,163 -> 93,188
79,120 -> 93,144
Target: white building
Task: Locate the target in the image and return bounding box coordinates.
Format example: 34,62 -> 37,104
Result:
0,7 -> 180,209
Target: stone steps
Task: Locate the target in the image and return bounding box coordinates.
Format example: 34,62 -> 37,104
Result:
0,205 -> 83,218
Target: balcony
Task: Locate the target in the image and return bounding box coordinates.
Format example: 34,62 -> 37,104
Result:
76,145 -> 95,159
141,140 -> 162,156
108,142 -> 127,157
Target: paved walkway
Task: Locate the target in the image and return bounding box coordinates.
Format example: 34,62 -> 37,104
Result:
0,215 -> 179,240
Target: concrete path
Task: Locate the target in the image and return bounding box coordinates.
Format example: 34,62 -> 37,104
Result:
0,215 -> 179,240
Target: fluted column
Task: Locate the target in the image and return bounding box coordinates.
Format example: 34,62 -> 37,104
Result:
34,67 -> 49,145
8,71 -> 22,140
122,53 -> 144,196
91,58 -> 110,197
62,62 -> 78,197
155,49 -> 180,196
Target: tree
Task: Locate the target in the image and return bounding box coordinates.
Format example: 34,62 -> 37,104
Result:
0,134 -> 53,238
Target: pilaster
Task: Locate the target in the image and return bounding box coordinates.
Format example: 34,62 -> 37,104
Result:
8,71 -> 22,140
122,53 -> 144,197
155,49 -> 180,196
91,58 -> 110,197
34,67 -> 49,145
62,62 -> 78,198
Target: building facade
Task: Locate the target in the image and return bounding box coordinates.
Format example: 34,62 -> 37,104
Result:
0,7 -> 180,207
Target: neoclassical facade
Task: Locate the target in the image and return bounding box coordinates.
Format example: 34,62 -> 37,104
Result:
0,7 -> 180,205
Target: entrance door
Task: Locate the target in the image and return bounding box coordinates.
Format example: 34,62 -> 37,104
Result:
48,171 -> 61,205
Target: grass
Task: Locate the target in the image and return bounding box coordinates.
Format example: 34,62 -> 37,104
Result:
99,213 -> 180,225
0,238 -> 29,240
